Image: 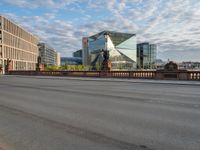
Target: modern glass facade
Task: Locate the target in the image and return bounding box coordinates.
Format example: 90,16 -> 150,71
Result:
61,57 -> 82,65
137,43 -> 157,69
73,49 -> 82,58
82,31 -> 137,70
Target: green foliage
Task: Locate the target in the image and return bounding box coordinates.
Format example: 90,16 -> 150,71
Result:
44,65 -> 91,71
44,65 -> 60,71
95,64 -> 101,71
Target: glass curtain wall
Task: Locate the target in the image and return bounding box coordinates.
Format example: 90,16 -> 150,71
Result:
86,31 -> 137,70
137,43 -> 157,69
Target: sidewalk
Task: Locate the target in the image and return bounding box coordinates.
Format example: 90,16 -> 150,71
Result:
3,75 -> 200,86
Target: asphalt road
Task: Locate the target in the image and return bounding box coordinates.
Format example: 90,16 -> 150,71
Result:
0,76 -> 200,150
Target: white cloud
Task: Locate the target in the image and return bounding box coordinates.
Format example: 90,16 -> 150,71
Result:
2,0 -> 200,61
1,0 -> 79,9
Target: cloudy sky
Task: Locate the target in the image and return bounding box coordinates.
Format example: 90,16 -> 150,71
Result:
1,0 -> 200,62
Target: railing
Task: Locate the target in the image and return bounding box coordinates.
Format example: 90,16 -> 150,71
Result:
8,71 -> 101,77
7,70 -> 200,80
188,71 -> 200,80
8,70 -> 156,78
104,71 -> 156,78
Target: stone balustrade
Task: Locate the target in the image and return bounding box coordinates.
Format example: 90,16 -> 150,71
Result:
7,70 -> 200,80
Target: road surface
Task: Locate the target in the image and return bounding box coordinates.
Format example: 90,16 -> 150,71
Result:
0,76 -> 200,150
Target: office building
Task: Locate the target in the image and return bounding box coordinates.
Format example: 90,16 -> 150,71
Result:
73,49 -> 82,58
0,15 -> 39,74
178,62 -> 200,70
137,43 -> 157,69
61,57 -> 82,66
82,31 -> 137,70
55,52 -> 61,66
38,43 -> 56,66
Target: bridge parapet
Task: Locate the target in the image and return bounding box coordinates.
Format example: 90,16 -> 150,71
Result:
7,70 -> 200,80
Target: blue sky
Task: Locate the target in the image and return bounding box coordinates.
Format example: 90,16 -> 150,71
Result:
1,0 -> 200,62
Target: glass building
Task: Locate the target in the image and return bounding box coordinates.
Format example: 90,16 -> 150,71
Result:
61,57 -> 82,66
73,49 -> 82,58
137,43 -> 157,69
82,31 -> 137,70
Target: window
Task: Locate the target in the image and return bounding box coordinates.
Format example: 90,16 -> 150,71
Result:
0,45 -> 2,58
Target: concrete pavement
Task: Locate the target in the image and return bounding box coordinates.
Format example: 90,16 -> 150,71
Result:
7,75 -> 200,85
0,76 -> 200,150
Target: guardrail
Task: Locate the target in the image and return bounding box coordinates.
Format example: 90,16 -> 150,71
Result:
7,70 -> 200,80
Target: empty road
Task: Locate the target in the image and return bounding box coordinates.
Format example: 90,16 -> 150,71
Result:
0,76 -> 200,150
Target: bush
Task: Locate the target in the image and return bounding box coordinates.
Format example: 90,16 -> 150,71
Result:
45,65 -> 91,71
